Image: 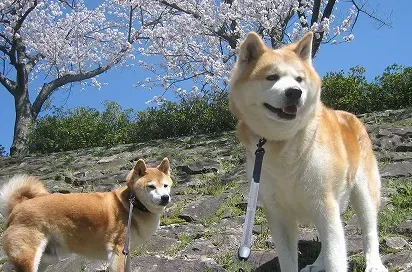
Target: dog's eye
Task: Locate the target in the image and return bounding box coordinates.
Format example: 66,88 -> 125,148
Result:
164,184 -> 168,188
296,76 -> 303,83
266,74 -> 279,81
147,185 -> 156,190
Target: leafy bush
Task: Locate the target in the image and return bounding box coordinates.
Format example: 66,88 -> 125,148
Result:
28,64 -> 411,154
322,64 -> 412,114
29,94 -> 236,153
28,101 -> 136,153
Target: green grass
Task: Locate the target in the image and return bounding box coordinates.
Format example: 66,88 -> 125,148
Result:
349,253 -> 366,272
166,234 -> 194,256
378,179 -> 412,237
253,223 -> 272,250
203,192 -> 244,227
91,149 -> 105,157
214,252 -> 254,272
182,173 -> 238,196
342,206 -> 356,224
160,199 -> 189,226
392,118 -> 412,126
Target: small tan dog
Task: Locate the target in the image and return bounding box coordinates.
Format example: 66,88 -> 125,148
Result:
230,32 -> 387,271
0,158 -> 172,272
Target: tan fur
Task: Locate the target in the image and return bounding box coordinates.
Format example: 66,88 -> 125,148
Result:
230,32 -> 387,271
0,158 -> 173,272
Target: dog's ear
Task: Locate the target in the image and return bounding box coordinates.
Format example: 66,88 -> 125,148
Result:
157,157 -> 170,176
239,32 -> 266,63
293,31 -> 313,63
134,159 -> 147,176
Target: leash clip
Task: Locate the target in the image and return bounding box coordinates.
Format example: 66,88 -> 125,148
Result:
255,138 -> 267,155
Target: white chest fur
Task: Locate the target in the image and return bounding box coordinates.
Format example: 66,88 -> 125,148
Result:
245,134 -> 331,223
131,214 -> 160,247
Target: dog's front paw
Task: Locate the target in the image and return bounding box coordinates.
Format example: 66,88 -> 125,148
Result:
300,264 -> 325,272
365,264 -> 388,272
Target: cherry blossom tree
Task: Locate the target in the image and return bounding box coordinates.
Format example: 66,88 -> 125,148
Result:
138,0 -> 389,102
0,0 -> 388,156
0,0 -> 143,155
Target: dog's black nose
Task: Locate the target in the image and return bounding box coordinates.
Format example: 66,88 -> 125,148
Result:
285,87 -> 302,103
160,195 -> 170,205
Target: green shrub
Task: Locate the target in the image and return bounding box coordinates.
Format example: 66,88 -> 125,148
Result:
28,64 -> 411,154
29,101 -> 137,153
29,94 -> 236,154
322,64 -> 412,114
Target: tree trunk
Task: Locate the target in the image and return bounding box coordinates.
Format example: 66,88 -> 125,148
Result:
10,86 -> 34,156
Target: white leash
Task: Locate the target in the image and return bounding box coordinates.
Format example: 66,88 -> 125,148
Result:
238,138 -> 267,269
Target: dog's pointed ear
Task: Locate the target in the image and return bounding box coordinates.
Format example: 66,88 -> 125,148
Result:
239,32 -> 266,63
157,157 -> 170,176
293,31 -> 313,63
134,159 -> 147,176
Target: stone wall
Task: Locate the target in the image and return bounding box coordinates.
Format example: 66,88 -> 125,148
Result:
0,109 -> 411,271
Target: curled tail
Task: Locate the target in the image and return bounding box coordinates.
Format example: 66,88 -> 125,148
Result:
0,175 -> 49,218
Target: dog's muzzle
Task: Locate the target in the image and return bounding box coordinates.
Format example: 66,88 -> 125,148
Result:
160,195 -> 170,206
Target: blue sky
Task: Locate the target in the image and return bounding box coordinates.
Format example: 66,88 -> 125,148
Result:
1,0 -> 411,153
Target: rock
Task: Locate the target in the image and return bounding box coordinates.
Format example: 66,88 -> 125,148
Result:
179,194 -> 229,223
377,128 -> 393,138
397,220 -> 412,234
176,161 -> 219,175
97,155 -> 118,164
1,109 -> 412,272
130,255 -> 225,272
382,250 -> 412,271
379,135 -> 402,151
346,235 -> 364,254
141,235 -> 179,253
395,144 -> 412,152
392,127 -> 412,138
381,162 -> 412,178
385,236 -> 408,250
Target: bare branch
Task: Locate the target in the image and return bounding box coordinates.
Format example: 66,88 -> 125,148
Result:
312,0 -> 336,56
26,53 -> 44,73
297,0 -> 309,29
14,0 -> 38,33
0,45 -> 11,58
127,5 -> 136,43
32,45 -> 130,116
350,0 -> 392,28
0,72 -> 16,95
311,0 -> 321,26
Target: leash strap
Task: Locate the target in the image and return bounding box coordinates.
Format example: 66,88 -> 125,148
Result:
123,193 -> 134,256
238,138 -> 266,262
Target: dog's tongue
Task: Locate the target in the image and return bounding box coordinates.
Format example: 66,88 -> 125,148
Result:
282,105 -> 297,115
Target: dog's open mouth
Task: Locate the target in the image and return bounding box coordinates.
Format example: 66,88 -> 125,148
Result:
263,103 -> 297,120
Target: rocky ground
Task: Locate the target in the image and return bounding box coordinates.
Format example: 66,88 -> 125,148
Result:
0,109 -> 411,272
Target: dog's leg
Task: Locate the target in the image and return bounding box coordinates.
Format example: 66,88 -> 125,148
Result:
3,227 -> 47,272
264,203 -> 298,271
107,246 -> 130,272
310,199 -> 347,272
350,167 -> 388,272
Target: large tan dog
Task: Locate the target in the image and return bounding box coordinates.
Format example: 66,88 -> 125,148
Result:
230,32 -> 387,271
0,158 -> 172,272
